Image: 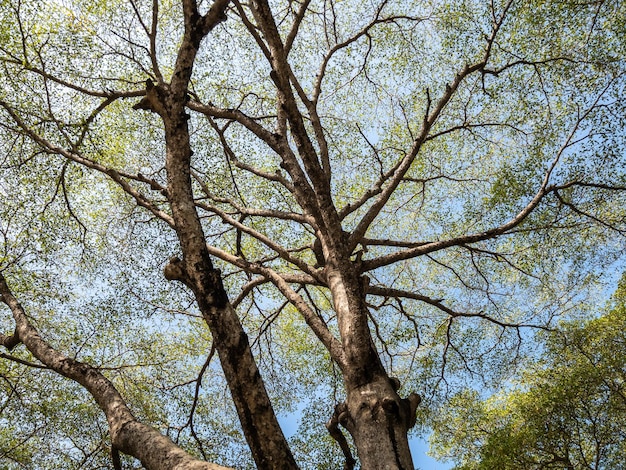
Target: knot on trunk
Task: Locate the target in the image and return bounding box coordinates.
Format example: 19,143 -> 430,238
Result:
350,379 -> 421,430
382,396 -> 399,414
133,79 -> 168,116
389,377 -> 421,428
401,392 -> 421,429
1,330 -> 21,350
329,381 -> 422,469
163,256 -> 192,287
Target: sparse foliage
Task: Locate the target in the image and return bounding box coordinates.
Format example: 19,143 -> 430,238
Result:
430,275 -> 626,470
0,0 -> 625,469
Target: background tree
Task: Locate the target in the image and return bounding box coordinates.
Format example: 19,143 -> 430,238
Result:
0,0 -> 625,469
429,274 -> 626,470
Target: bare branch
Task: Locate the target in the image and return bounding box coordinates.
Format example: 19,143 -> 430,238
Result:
0,99 -> 175,227
0,352 -> 49,369
284,0 -> 313,55
555,191 -> 626,235
194,195 -> 320,278
181,342 -> 217,461
0,57 -> 145,99
366,285 -> 551,331
204,244 -> 346,367
347,0 -> 514,253
362,79 -> 621,271
232,276 -> 268,308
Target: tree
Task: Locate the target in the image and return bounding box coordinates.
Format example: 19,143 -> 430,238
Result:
0,0 -> 625,468
429,275 -> 626,470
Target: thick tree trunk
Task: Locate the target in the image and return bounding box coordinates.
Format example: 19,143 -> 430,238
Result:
326,265 -> 420,469
344,377 -> 417,470
234,2 -> 421,464
197,295 -> 300,469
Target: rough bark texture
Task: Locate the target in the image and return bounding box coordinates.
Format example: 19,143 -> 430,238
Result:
326,263 -> 419,469
145,0 -> 429,464
236,0 -> 425,466
163,120 -> 298,468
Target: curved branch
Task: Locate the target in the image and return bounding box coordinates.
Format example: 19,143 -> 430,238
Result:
196,191 -> 309,225
232,276 -> 268,308
0,57 -> 144,99
188,101 -> 282,154
347,0 -> 514,253
204,244 -> 346,368
366,284 -> 550,330
198,113 -> 296,193
181,342 -> 217,461
0,352 -> 49,369
195,197 -> 319,278
0,273 -> 231,470
0,99 -> 174,227
312,2 -> 425,104
555,190 -> 626,235
0,329 -> 20,350
362,79 -> 619,271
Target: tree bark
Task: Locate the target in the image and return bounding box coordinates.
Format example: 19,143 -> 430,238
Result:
238,1 -> 423,464
135,35 -> 298,470
343,376 -> 420,470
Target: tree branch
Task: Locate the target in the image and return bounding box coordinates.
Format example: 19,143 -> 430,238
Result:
362,80 -> 619,271
0,272 -> 231,470
204,244 -> 346,368
366,284 -> 551,330
347,0 -> 514,253
0,99 -> 175,227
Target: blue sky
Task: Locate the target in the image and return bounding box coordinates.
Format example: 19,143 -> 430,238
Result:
411,436 -> 453,470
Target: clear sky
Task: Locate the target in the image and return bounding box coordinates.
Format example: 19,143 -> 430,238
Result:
411,436 -> 453,470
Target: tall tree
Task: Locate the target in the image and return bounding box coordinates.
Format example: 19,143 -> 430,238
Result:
0,0 -> 625,468
429,274 -> 626,470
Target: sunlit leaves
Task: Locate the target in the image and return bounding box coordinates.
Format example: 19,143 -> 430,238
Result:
430,277 -> 626,469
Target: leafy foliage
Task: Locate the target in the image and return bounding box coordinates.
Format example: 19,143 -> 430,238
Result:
0,0 -> 625,468
430,276 -> 626,469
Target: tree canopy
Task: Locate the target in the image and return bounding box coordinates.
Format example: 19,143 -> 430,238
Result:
0,0 -> 625,469
430,274 -> 626,470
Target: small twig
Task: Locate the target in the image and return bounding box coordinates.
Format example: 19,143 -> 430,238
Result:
0,352 -> 50,369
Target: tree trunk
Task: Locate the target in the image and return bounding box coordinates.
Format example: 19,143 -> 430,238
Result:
326,264 -> 420,469
157,98 -> 298,469
344,377 -> 417,470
